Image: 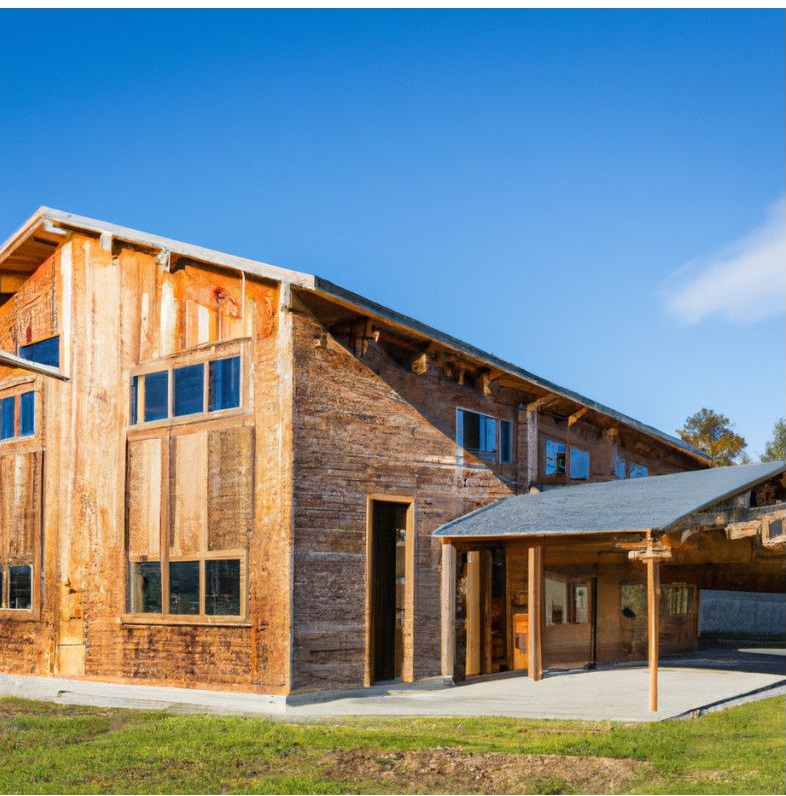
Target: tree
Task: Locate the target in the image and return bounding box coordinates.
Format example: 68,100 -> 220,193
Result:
677,408 -> 747,467
761,418 -> 786,462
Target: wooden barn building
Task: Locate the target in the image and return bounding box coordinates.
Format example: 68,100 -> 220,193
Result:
0,207 -> 783,701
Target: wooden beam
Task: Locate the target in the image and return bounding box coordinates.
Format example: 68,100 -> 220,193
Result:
526,402 -> 539,487
466,551 -> 481,676
440,541 -> 456,680
568,406 -> 589,426
647,556 -> 660,713
527,543 -> 543,681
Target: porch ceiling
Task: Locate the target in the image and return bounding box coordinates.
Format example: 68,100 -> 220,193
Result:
433,461 -> 786,540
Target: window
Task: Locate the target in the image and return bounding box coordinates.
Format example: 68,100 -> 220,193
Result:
546,576 -> 589,625
125,425 -> 253,622
0,390 -> 35,442
0,565 -> 33,610
456,409 -> 513,464
620,582 -> 696,618
18,336 -> 59,368
131,354 -> 242,426
615,454 -> 648,479
545,439 -> 590,480
768,519 -> 784,540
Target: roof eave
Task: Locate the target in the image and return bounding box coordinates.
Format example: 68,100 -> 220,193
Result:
311,277 -> 710,466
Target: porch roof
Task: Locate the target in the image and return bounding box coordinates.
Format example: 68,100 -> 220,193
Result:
433,461 -> 786,539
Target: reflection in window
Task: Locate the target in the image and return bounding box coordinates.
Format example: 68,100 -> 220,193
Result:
9,565 -> 32,610
205,559 -> 241,615
615,454 -> 648,479
173,364 -> 205,417
130,376 -> 139,425
629,463 -> 648,479
545,440 -> 566,475
570,447 -> 590,480
0,397 -> 14,440
19,392 -> 35,437
620,582 -> 695,618
144,371 -> 169,422
457,409 -> 512,464
19,336 -> 59,368
500,420 -> 513,464
129,561 -> 162,614
169,561 -> 200,615
545,576 -> 589,625
209,357 -> 241,411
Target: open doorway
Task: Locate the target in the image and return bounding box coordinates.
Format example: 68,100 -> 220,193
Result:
369,499 -> 410,683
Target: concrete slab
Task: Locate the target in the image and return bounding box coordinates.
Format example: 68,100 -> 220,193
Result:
1,650 -> 784,723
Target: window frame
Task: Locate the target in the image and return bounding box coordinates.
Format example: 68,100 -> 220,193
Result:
614,454 -> 649,480
0,380 -> 40,446
129,339 -> 250,430
456,407 -> 514,465
127,550 -> 248,625
542,437 -> 591,481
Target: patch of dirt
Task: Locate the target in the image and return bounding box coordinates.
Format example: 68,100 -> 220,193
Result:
319,747 -> 647,794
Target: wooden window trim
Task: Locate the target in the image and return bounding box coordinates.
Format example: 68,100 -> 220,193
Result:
130,338 -> 251,429
0,378 -> 42,446
541,436 -> 591,483
455,406 -> 514,466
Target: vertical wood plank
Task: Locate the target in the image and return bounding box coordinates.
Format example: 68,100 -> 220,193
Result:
528,543 -> 543,681
171,432 -> 208,555
440,541 -> 456,679
647,557 -> 660,713
466,550 -> 481,676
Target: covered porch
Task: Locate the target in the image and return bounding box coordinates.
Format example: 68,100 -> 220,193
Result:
435,462 -> 786,711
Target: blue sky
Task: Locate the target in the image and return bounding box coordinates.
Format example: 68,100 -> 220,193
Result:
1,10 -> 783,456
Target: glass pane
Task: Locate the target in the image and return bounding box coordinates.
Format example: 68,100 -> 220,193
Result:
545,440 -> 566,475
545,577 -> 568,625
19,336 -> 60,368
144,371 -> 169,422
19,392 -> 34,437
9,565 -> 32,609
130,376 -> 139,425
614,454 -> 627,480
0,396 -> 14,440
629,463 -> 648,479
173,363 -> 204,417
500,420 -> 512,463
169,561 -> 200,615
620,583 -> 646,618
129,561 -> 162,613
461,410 -> 480,451
481,416 -> 497,453
205,559 -> 241,616
208,357 -> 240,411
573,584 -> 589,623
570,447 -> 590,480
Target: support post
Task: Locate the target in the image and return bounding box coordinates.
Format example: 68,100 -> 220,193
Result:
527,543 -> 543,681
647,556 -> 660,713
440,541 -> 456,680
466,551 -> 481,676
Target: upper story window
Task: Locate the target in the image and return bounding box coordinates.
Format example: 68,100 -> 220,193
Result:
18,336 -> 60,369
544,439 -> 589,480
0,390 -> 35,441
131,354 -> 242,426
456,408 -> 513,464
615,454 -> 648,479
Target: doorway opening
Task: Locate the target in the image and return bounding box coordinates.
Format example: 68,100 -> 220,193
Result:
369,499 -> 410,683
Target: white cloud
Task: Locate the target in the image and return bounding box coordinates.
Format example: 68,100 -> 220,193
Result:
664,197 -> 786,324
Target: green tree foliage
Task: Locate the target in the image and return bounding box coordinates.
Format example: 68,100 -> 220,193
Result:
677,408 -> 747,467
761,417 -> 786,462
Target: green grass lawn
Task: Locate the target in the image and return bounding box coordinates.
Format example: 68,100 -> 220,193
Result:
0,695 -> 783,794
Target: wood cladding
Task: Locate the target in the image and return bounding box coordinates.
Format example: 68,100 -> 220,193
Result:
0,224 -> 780,698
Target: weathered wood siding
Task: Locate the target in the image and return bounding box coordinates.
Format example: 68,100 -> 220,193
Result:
290,306 -> 521,691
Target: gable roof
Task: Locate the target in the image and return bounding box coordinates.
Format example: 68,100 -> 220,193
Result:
0,207 -> 709,464
433,461 -> 786,539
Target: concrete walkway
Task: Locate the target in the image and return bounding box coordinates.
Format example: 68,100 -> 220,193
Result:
1,649 -> 784,723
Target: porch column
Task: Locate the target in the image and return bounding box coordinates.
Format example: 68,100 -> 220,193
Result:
527,543 -> 543,680
440,541 -> 456,680
466,551 -> 481,676
646,556 -> 661,713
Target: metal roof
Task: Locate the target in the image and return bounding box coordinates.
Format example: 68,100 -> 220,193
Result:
0,208 -> 708,464
433,461 -> 786,539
